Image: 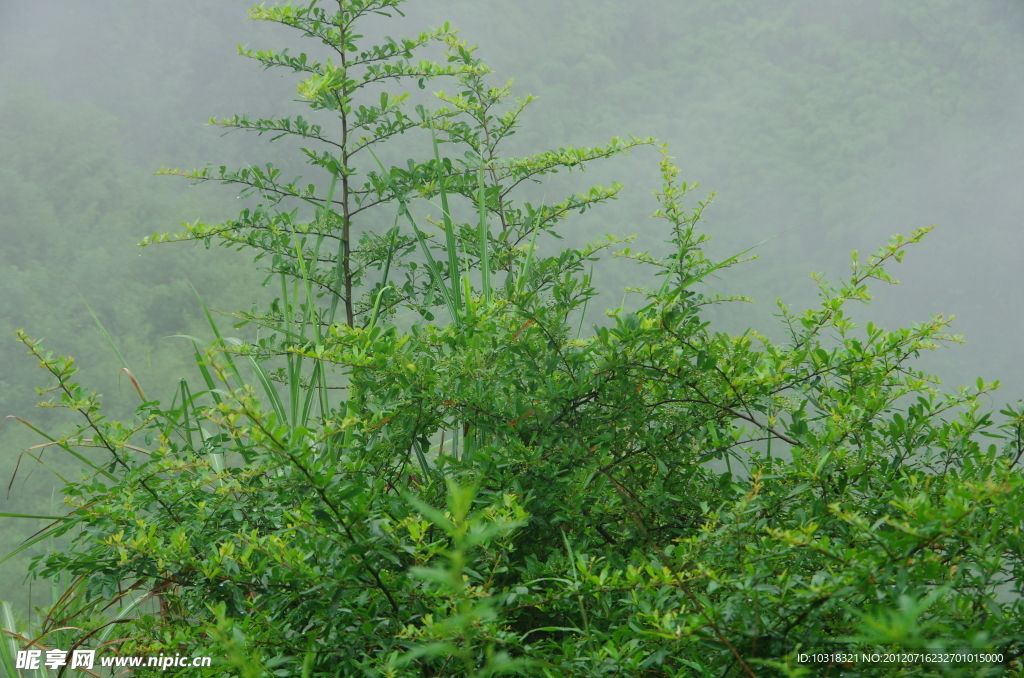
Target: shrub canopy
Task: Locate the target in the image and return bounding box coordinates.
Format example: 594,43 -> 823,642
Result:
5,2 -> 1024,677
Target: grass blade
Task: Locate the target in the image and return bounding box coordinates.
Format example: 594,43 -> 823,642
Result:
4,416 -> 116,483
242,353 -> 288,425
476,160 -> 491,304
662,222 -> 810,295
368,149 -> 460,322
515,212 -> 540,298
0,601 -> 22,678
0,518 -> 75,567
178,380 -> 197,451
427,116 -> 463,314
412,438 -> 433,480
299,360 -> 323,429
291,233 -> 320,343
165,336 -> 223,406
187,282 -> 246,391
316,157 -> 344,328
118,368 -> 147,403
79,292 -> 148,401
77,290 -> 129,370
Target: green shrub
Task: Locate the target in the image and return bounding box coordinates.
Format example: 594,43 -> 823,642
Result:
5,2 -> 1024,676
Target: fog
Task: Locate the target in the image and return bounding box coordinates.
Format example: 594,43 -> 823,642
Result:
2,0 -> 1023,611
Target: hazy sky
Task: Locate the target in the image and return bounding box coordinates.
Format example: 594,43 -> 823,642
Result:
1,0 -> 1022,396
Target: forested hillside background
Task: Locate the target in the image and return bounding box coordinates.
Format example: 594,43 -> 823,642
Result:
1,0 -> 1023,617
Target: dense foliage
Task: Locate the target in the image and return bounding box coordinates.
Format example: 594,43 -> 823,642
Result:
5,1 -> 1024,677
